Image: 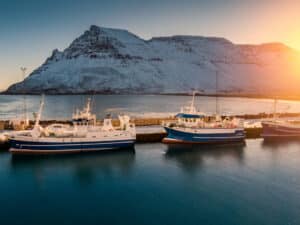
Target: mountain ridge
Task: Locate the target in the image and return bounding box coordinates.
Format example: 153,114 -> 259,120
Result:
5,25 -> 300,95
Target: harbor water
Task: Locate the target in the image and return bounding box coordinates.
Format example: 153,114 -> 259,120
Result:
0,140 -> 300,225
0,95 -> 300,225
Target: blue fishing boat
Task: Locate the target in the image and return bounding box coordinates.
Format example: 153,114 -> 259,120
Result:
163,90 -> 245,144
163,116 -> 245,144
9,97 -> 136,154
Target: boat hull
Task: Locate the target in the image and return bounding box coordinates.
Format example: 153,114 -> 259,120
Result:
261,122 -> 300,139
163,127 -> 245,144
9,138 -> 135,155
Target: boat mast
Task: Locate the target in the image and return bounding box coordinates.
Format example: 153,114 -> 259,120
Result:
190,91 -> 196,113
86,97 -> 96,126
215,71 -> 219,116
21,67 -> 28,126
34,95 -> 45,129
86,97 -> 91,114
273,98 -> 278,121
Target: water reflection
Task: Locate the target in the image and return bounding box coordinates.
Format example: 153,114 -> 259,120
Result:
165,143 -> 245,173
261,138 -> 300,150
0,147 -> 9,154
10,149 -> 136,185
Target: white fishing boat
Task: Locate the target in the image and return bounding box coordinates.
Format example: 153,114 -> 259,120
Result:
9,97 -> 136,154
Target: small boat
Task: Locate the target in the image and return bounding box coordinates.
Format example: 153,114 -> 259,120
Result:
9,96 -> 136,154
261,99 -> 300,139
261,121 -> 300,139
162,91 -> 245,144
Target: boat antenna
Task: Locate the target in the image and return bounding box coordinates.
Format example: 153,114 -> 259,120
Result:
215,71 -> 219,115
21,67 -> 28,126
273,98 -> 278,121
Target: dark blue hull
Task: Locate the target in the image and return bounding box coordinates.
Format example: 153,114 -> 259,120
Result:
163,127 -> 245,144
261,122 -> 300,139
9,139 -> 135,154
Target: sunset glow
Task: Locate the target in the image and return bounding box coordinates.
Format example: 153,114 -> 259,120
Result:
0,0 -> 300,90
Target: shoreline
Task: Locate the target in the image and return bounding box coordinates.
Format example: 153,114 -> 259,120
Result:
1,92 -> 300,101
1,111 -> 300,129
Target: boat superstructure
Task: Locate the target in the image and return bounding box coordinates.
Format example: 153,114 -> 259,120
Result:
9,97 -> 136,154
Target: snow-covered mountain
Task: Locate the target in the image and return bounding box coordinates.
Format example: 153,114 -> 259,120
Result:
6,25 -> 300,95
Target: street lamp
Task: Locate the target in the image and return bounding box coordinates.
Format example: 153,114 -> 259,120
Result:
20,67 -> 28,127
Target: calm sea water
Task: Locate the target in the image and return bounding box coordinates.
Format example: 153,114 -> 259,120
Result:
1,95 -> 300,120
1,95 -> 300,225
0,140 -> 300,225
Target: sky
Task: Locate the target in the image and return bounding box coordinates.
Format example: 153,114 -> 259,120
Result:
0,0 -> 300,90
